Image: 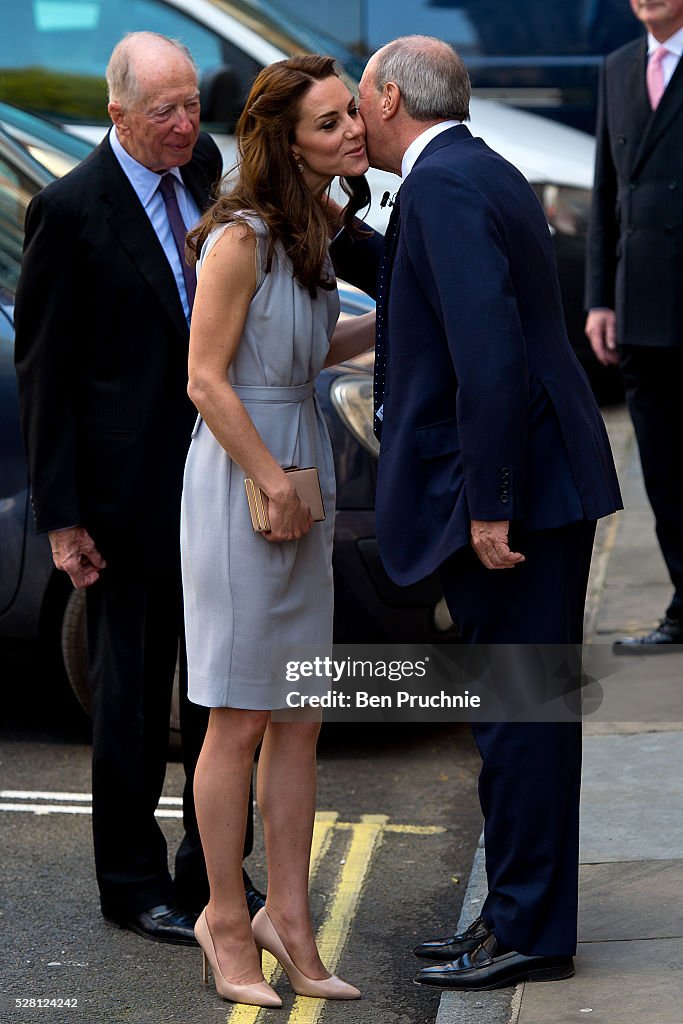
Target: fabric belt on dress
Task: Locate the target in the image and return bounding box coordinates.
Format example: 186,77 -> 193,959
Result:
230,381 -> 315,403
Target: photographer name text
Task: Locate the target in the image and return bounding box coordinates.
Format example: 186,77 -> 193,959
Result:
285,689 -> 481,709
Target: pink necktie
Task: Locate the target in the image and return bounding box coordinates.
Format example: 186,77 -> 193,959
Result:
647,45 -> 668,111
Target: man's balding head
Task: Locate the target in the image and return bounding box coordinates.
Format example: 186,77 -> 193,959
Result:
358,35 -> 469,175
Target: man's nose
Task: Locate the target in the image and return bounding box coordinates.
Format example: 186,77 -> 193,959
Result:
172,106 -> 197,131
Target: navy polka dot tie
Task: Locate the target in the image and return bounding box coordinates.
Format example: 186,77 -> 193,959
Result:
374,190 -> 401,440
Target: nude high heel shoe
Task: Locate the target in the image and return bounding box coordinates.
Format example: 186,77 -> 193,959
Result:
195,908 -> 282,1008
252,907 -> 361,1000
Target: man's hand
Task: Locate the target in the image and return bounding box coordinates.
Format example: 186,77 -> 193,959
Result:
585,308 -> 619,366
470,520 -> 525,570
48,525 -> 107,589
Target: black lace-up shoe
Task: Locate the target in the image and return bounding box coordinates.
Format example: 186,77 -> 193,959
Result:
414,916 -> 492,960
106,904 -> 198,945
613,616 -> 683,653
415,932 -> 574,990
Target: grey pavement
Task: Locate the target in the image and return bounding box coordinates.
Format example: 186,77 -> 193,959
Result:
437,404 -> 683,1024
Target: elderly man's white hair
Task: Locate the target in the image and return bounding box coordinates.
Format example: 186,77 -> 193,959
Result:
106,32 -> 198,107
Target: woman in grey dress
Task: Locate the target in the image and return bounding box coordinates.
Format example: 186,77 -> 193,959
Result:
181,57 -> 374,1007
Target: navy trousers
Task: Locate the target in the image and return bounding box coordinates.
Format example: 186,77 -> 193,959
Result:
440,520 -> 596,956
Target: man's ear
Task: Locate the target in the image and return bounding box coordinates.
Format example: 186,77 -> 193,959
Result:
382,82 -> 401,120
108,101 -> 127,132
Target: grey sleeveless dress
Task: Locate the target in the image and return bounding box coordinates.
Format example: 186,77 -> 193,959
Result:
180,217 -> 338,709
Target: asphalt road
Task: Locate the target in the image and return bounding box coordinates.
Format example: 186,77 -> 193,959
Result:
1,651 -> 484,1024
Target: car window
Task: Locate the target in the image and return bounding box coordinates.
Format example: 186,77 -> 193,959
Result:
0,0 -> 246,125
0,153 -> 38,301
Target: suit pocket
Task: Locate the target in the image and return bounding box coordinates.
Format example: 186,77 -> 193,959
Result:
415,417 -> 460,459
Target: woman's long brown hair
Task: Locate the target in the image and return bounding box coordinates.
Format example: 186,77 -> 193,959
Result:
187,55 -> 370,295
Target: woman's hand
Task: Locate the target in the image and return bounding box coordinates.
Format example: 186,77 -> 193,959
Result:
264,483 -> 313,542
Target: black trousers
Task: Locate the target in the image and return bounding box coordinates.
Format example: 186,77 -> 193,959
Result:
86,561 -> 253,917
440,520 -> 595,957
620,345 -> 683,621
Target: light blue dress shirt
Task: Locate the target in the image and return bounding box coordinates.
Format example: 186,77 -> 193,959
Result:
109,127 -> 201,323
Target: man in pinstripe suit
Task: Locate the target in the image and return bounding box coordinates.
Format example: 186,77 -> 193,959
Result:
586,0 -> 683,649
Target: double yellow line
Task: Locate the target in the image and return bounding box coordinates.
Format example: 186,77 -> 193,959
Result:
226,813 -> 444,1024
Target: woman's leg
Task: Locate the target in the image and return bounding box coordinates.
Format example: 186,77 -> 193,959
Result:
194,706 -> 269,984
257,718 -> 327,978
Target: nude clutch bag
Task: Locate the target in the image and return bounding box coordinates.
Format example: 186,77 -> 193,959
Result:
244,467 -> 326,532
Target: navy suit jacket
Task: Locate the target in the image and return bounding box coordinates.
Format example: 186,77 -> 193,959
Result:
375,124 -> 622,586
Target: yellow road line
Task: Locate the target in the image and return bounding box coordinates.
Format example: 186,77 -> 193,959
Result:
335,822 -> 445,835
225,813 -> 441,1024
226,813 -> 339,1024
287,814 -> 388,1024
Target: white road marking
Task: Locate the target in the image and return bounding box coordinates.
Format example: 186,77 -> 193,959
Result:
0,790 -> 182,816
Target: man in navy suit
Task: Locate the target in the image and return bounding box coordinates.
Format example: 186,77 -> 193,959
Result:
586,0 -> 683,649
358,36 -> 622,990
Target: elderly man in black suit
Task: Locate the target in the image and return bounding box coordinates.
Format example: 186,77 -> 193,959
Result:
14,32 -> 263,943
586,0 -> 683,649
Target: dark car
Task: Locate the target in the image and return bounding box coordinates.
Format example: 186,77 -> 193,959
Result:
0,119 -> 458,718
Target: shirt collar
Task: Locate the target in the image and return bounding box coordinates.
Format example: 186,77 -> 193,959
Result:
109,126 -> 184,207
401,120 -> 462,179
647,25 -> 683,57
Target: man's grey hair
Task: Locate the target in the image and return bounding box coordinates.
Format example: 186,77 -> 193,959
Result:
371,35 -> 470,122
106,32 -> 198,106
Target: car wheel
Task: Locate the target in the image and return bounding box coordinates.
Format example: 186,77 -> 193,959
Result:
60,588 -> 90,715
58,586 -> 182,748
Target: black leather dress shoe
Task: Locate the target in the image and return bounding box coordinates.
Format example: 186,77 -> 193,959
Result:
106,904 -> 198,946
414,915 -> 492,960
414,933 -> 574,991
613,616 -> 683,653
244,883 -> 266,919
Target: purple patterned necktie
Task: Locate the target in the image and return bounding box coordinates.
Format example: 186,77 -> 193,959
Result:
158,173 -> 196,311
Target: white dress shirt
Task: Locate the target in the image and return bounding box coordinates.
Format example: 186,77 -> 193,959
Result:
648,25 -> 683,87
401,120 -> 463,180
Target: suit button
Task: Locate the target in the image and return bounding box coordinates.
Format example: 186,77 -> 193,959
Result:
618,135 -> 626,145
500,495 -> 509,504
668,180 -> 677,190
629,183 -> 636,191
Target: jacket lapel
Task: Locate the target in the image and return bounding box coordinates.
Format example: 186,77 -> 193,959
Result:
95,137 -> 188,341
413,123 -> 473,170
632,40 -> 683,175
377,126 -> 471,353
180,156 -> 215,212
